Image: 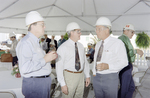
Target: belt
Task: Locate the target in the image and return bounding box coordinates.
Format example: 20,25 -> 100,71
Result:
65,69 -> 83,73
30,75 -> 49,78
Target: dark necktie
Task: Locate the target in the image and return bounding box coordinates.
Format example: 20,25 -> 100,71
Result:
96,41 -> 104,62
75,43 -> 81,71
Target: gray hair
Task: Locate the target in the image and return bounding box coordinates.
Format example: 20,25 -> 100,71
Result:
28,22 -> 37,31
103,25 -> 111,34
67,31 -> 72,38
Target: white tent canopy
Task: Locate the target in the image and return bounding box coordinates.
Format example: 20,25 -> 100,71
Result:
0,0 -> 150,35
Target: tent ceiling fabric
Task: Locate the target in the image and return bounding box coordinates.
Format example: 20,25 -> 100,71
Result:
0,0 -> 150,35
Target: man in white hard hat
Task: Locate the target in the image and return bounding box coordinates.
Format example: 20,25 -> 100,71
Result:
92,17 -> 128,98
3,32 -> 18,66
16,11 -> 57,98
56,22 -> 90,98
118,24 -> 143,98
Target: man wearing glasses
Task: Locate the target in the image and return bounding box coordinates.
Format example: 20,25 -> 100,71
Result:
92,17 -> 128,98
16,11 -> 57,98
56,22 -> 90,98
3,32 -> 18,66
118,24 -> 143,98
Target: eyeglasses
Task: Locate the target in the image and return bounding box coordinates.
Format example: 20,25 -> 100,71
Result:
73,30 -> 81,34
95,27 -> 104,32
11,37 -> 15,38
128,30 -> 134,34
37,23 -> 46,27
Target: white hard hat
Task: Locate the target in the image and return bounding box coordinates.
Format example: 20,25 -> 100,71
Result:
66,22 -> 80,32
95,17 -> 112,27
25,11 -> 44,26
88,43 -> 92,46
41,36 -> 45,39
9,32 -> 16,37
123,24 -> 135,31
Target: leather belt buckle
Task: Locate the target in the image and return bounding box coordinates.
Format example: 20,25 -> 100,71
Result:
30,75 -> 49,78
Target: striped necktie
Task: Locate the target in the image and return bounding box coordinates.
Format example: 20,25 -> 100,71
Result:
96,41 -> 104,62
75,43 -> 80,71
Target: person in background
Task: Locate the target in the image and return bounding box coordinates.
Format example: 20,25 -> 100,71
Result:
44,34 -> 51,53
89,44 -> 96,63
49,42 -> 56,69
86,43 -> 94,63
16,11 -> 57,98
92,17 -> 128,98
3,32 -> 18,67
22,32 -> 27,38
40,36 -> 47,52
18,32 -> 27,41
50,35 -> 57,50
58,35 -> 66,47
118,24 -> 143,98
56,22 -> 90,98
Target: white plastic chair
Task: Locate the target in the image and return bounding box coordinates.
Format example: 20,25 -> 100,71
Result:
0,90 -> 17,98
132,71 -> 145,98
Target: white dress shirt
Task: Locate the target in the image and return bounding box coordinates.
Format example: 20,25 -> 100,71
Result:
16,32 -> 51,78
92,36 -> 128,75
56,38 -> 90,87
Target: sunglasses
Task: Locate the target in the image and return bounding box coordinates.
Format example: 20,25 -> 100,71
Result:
11,37 -> 15,38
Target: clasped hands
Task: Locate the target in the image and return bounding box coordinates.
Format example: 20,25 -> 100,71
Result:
96,63 -> 109,71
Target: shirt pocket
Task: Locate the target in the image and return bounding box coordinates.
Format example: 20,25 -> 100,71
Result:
102,50 -> 113,60
33,47 -> 45,58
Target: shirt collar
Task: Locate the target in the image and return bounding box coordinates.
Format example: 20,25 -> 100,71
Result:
102,35 -> 111,44
123,34 -> 130,39
28,32 -> 40,44
68,38 -> 76,45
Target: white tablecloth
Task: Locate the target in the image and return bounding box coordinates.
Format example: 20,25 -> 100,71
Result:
0,62 -> 12,70
0,70 -> 24,98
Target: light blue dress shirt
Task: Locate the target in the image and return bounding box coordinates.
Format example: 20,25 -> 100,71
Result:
16,32 -> 51,78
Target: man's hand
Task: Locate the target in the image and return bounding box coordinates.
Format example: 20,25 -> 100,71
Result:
136,49 -> 143,57
85,78 -> 90,87
96,63 -> 109,71
93,75 -> 96,77
44,51 -> 58,63
61,85 -> 68,95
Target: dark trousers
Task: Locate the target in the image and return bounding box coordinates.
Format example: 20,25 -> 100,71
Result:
12,56 -> 18,66
22,77 -> 51,98
118,62 -> 135,98
93,73 -> 118,98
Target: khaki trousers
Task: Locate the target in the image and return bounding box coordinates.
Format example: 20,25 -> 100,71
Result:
62,71 -> 84,98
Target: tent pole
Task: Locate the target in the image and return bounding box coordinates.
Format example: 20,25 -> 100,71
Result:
93,0 -> 98,19
142,0 -> 150,8
54,5 -> 95,35
82,0 -> 85,16
111,0 -> 141,23
0,4 -> 55,20
45,0 -> 58,19
0,0 -> 19,14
